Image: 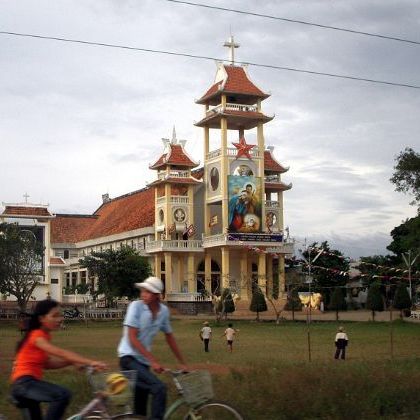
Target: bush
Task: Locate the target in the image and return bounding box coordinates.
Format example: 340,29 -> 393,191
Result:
393,282 -> 412,317
217,288 -> 235,315
329,287 -> 347,320
284,288 -> 302,312
366,282 -> 384,321
250,287 -> 267,321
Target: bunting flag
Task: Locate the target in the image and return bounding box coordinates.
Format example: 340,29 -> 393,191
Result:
307,247 -> 349,261
186,224 -> 196,238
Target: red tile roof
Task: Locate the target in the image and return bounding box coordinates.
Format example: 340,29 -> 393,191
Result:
2,205 -> 53,218
265,181 -> 293,192
264,150 -> 288,173
51,188 -> 155,244
197,65 -> 269,104
195,109 -> 273,129
150,144 -> 198,169
51,215 -> 97,243
49,257 -> 65,265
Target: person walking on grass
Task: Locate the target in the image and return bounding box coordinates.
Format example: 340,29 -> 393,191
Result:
118,276 -> 188,420
200,321 -> 212,352
222,323 -> 238,353
334,326 -> 349,360
10,299 -> 107,420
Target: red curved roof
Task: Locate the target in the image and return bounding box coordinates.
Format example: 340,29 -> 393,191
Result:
150,144 -> 198,169
264,150 -> 288,173
197,65 -> 269,104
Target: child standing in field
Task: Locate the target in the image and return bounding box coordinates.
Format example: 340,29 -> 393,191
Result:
334,326 -> 349,360
200,321 -> 212,352
222,323 -> 238,353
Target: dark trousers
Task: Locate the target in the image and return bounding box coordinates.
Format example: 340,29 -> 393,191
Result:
120,356 -> 167,420
334,347 -> 346,360
203,338 -> 210,352
11,376 -> 71,420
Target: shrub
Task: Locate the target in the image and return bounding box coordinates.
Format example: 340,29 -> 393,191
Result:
393,282 -> 412,317
249,287 -> 267,321
329,287 -> 347,321
366,282 -> 384,321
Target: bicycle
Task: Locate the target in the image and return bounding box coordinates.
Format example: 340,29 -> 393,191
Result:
66,368 -> 244,419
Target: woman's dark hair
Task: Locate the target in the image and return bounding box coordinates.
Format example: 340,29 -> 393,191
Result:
16,299 -> 59,354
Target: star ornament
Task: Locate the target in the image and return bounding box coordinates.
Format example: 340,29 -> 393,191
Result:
232,137 -> 255,160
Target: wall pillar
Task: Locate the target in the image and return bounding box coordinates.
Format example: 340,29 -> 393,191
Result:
240,250 -> 249,300
258,252 -> 266,293
279,255 -> 286,298
221,247 -> 230,290
154,254 -> 162,278
187,253 -> 195,293
205,252 -> 212,293
267,254 -> 273,297
164,252 -> 173,292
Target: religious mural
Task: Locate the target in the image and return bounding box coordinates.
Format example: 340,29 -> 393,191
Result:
228,175 -> 262,233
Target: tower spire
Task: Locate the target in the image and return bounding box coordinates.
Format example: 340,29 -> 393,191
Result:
171,126 -> 177,144
223,35 -> 240,65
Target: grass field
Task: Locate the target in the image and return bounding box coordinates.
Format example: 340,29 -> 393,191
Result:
1,318 -> 420,419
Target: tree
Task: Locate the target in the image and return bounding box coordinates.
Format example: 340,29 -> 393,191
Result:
249,287 -> 267,321
302,241 -> 349,305
0,223 -> 44,311
366,282 -> 384,321
390,147 -> 420,209
217,288 -> 235,319
393,282 -> 412,318
284,287 -> 302,321
387,216 -> 420,262
79,246 -> 151,304
329,287 -> 346,321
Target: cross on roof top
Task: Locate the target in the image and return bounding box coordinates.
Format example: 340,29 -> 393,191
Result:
223,35 -> 240,65
23,193 -> 30,203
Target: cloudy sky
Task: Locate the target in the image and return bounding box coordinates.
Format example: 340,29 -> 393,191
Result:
1,0 -> 419,258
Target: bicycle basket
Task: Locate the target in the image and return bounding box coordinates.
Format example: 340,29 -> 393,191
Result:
178,370 -> 214,405
89,370 -> 137,416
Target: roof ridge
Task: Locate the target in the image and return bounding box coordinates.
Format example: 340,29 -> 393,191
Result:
94,186 -> 151,214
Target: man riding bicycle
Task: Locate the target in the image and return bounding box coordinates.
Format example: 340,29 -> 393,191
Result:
117,277 -> 188,420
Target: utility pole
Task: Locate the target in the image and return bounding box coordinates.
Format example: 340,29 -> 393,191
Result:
402,250 -> 419,302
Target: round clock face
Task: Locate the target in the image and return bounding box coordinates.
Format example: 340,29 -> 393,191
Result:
210,167 -> 219,191
159,209 -> 164,223
173,208 -> 186,222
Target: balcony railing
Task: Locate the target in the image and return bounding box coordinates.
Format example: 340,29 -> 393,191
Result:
209,103 -> 258,114
206,147 -> 261,161
157,196 -> 189,205
265,174 -> 281,183
146,239 -> 203,253
158,170 -> 190,180
166,292 -> 211,302
265,200 -> 280,208
202,233 -> 294,254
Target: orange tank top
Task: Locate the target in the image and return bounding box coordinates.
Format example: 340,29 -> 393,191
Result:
11,329 -> 50,382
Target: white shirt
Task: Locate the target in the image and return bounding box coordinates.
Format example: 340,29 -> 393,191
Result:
225,327 -> 236,341
335,332 -> 348,341
201,326 -> 212,339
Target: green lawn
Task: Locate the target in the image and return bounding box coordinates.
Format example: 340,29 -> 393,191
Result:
1,319 -> 420,419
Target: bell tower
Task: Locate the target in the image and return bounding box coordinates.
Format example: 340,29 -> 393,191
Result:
195,37 -> 292,299
149,128 -> 201,295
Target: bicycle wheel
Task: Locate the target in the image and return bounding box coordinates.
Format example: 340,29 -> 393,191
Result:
184,400 -> 244,420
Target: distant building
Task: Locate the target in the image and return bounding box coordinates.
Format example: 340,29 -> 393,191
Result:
1,38 -> 293,304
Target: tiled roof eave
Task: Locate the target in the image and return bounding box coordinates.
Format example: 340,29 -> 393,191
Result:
264,182 -> 293,191
195,111 -> 273,127
1,213 -> 55,219
149,177 -> 202,186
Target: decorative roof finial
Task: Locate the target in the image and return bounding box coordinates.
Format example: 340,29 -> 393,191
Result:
223,35 -> 240,65
171,126 -> 177,144
23,192 -> 30,203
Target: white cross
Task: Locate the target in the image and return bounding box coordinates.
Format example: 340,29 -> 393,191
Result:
223,35 -> 240,64
23,193 -> 30,203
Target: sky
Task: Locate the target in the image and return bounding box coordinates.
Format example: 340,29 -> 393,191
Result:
1,0 -> 419,258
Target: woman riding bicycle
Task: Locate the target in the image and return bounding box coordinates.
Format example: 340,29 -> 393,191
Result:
10,299 -> 107,420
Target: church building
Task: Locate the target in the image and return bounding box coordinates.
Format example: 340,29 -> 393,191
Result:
1,38 -> 293,306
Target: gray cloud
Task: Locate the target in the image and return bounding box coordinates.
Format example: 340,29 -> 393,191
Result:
1,0 -> 419,256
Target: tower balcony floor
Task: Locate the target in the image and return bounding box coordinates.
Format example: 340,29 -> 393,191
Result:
145,239 -> 203,253
202,233 -> 294,254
